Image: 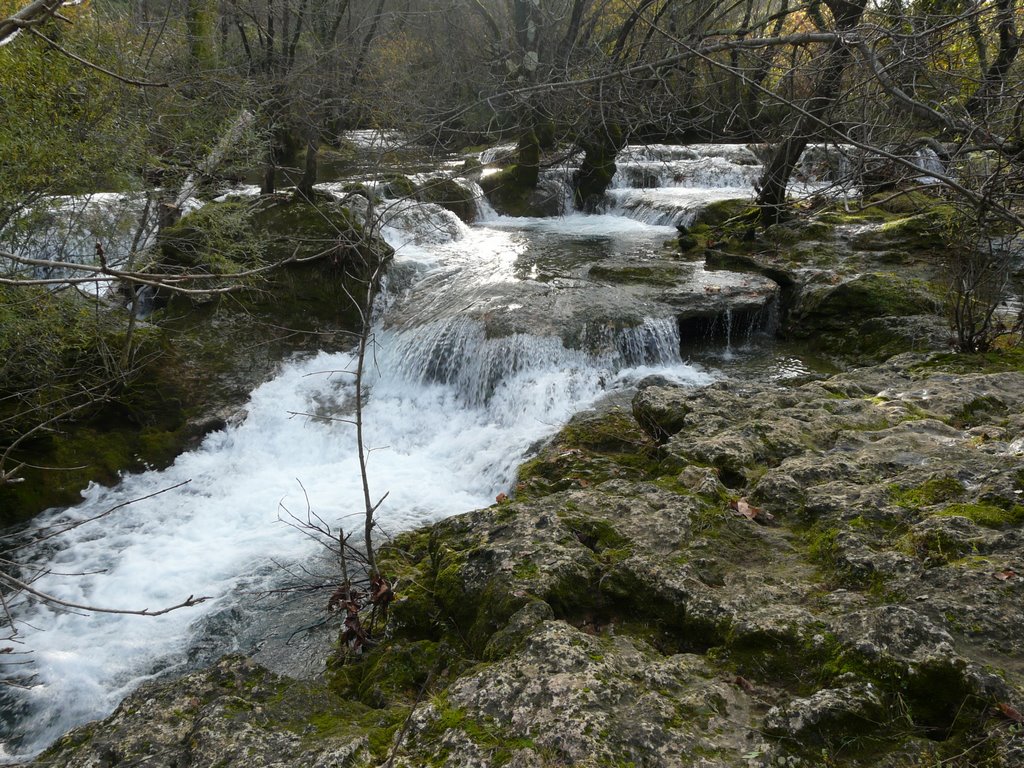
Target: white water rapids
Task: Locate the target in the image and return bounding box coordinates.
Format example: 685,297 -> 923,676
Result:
0,141 -> 836,760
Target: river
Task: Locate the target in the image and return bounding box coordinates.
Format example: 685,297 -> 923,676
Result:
0,141 -> 824,761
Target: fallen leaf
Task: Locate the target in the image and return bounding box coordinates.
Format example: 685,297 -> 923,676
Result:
997,702 -> 1024,723
729,497 -> 774,525
370,574 -> 394,607
732,675 -> 756,693
993,569 -> 1018,581
495,492 -> 509,504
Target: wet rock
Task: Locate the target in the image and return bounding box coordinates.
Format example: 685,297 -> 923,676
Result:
632,384 -> 691,442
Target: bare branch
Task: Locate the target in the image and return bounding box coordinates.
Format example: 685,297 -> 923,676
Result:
0,571 -> 210,617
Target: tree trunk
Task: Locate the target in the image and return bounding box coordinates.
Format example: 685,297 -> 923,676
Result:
297,128 -> 319,199
755,0 -> 866,225
186,0 -> 218,70
573,124 -> 625,212
964,0 -> 1019,117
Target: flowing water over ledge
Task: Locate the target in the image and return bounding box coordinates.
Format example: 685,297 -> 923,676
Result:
0,142 -> 816,761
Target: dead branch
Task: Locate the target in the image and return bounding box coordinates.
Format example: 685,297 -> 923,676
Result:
0,571 -> 210,616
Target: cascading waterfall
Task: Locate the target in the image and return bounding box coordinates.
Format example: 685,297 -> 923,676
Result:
604,144 -> 763,226
4,137 -> 844,760
0,192 -> 165,287
1,156 -> 724,762
912,147 -> 944,182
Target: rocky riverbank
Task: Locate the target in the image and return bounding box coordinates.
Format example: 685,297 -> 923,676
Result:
31,349 -> 1024,768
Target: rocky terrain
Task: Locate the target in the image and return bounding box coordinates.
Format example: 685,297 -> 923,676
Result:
31,349 -> 1024,767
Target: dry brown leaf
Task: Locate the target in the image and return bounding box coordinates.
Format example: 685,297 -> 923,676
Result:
997,702 -> 1024,723
732,675 -> 756,693
495,492 -> 509,504
993,569 -> 1018,581
729,497 -> 774,525
370,574 -> 394,607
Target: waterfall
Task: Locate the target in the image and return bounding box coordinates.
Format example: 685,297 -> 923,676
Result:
0,170 -> 717,762
912,147 -> 944,183
0,192 -> 162,287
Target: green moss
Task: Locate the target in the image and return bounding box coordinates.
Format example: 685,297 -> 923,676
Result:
588,264 -> 681,286
330,639 -> 441,707
795,273 -> 939,334
711,627 -> 840,694
692,199 -> 757,228
159,200 -> 264,274
833,195 -> 958,252
951,395 -> 1007,428
381,173 -> 417,198
890,477 -> 966,508
416,178 -> 476,222
908,348 -> 1024,375
805,525 -> 841,571
933,503 -> 1024,529
515,409 -> 661,499
902,524 -> 971,565
0,285 -> 204,521
865,190 -> 947,215
410,695 -> 535,767
561,517 -> 632,557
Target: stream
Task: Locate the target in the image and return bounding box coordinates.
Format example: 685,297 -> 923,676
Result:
0,142 -> 827,761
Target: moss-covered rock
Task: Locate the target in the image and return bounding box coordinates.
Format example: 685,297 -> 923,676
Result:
415,178 -> 477,222
479,166 -> 560,217
381,173 -> 417,199
691,198 -> 757,228
785,272 -> 944,363
514,407 -> 660,498
849,206 -> 956,252
791,273 -> 939,334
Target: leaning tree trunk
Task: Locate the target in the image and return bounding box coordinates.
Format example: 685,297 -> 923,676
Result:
755,0 -> 867,225
573,123 -> 625,211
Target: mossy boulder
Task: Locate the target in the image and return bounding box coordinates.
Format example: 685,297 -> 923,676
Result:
849,206 -> 956,252
158,200 -> 262,274
381,173 -> 417,199
792,273 -> 939,333
415,178 -> 476,222
632,383 -> 692,443
479,167 -> 561,217
786,272 -> 944,363
515,407 -> 660,498
691,198 -> 757,228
